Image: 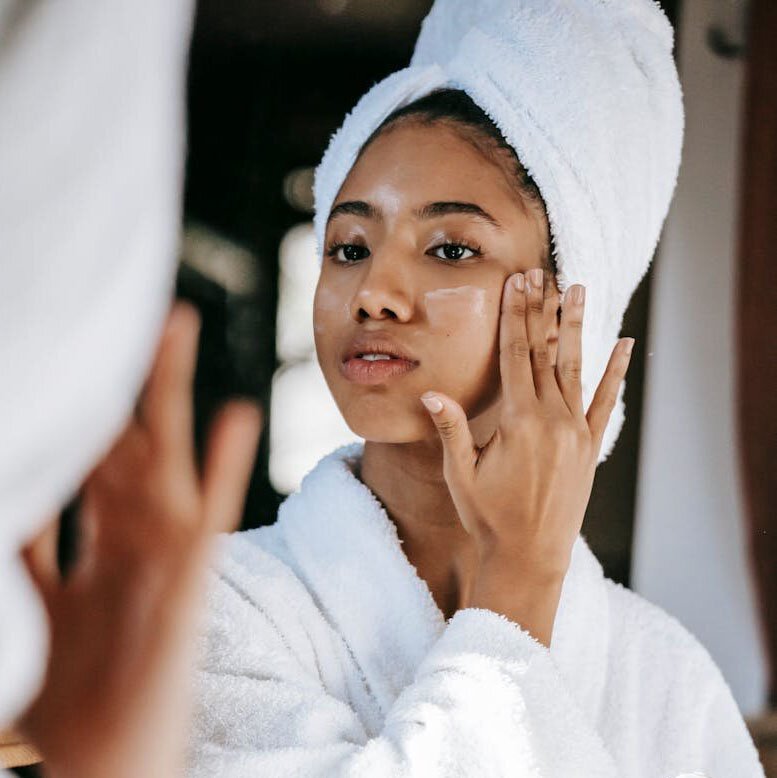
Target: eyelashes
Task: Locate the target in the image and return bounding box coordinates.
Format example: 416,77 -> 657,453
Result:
429,241 -> 483,262
326,242 -> 370,263
325,239 -> 484,265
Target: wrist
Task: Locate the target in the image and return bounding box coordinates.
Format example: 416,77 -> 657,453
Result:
465,568 -> 564,648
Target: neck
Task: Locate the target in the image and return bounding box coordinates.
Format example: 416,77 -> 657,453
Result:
359,439 -> 481,618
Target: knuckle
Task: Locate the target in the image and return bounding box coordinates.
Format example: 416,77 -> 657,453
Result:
505,338 -> 530,360
436,417 -> 460,440
528,298 -> 545,315
565,316 -> 584,330
557,361 -> 582,382
532,347 -> 551,369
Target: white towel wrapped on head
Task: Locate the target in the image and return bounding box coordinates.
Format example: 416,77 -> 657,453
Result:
313,0 -> 684,463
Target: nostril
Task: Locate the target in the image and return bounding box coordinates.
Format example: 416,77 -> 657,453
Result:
355,305 -> 401,321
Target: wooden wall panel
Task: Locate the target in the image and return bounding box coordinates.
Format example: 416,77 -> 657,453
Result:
736,0 -> 777,708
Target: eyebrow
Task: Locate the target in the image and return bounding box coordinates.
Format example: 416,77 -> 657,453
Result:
327,201 -> 379,224
414,201 -> 503,229
326,200 -> 503,230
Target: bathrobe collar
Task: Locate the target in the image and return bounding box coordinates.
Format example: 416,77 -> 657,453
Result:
275,444 -> 611,726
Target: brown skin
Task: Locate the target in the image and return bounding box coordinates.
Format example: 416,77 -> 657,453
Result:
315,121 -> 633,647
17,303 -> 262,778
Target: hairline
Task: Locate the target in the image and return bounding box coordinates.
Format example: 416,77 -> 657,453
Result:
354,112 -> 553,271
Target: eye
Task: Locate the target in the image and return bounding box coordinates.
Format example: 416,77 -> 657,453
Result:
327,243 -> 370,263
429,242 -> 481,262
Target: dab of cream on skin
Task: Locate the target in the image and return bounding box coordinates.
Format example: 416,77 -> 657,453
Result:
314,284 -> 491,346
423,286 -> 488,330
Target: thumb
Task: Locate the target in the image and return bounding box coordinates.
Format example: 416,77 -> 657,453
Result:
420,391 -> 476,485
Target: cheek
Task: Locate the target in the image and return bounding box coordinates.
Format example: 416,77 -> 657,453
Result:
422,284 -> 501,405
422,284 -> 498,358
423,285 -> 489,330
313,283 -> 351,336
313,282 -> 351,364
313,278 -> 359,417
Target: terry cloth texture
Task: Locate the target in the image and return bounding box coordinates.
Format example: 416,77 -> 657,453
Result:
312,0 -> 685,465
188,445 -> 764,777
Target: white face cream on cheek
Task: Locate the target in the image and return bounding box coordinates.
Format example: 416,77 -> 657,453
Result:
423,285 -> 489,331
421,285 -> 499,395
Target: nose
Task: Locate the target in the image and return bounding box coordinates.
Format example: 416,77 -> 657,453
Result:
350,253 -> 413,323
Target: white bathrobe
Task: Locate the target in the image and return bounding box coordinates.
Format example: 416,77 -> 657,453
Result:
189,445 -> 765,777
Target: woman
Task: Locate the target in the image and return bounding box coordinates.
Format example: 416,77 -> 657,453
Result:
189,1 -> 765,775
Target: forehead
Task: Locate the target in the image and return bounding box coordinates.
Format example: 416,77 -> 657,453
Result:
336,121 -> 521,209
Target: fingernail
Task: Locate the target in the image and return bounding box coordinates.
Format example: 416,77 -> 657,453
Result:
512,273 -> 525,292
529,268 -> 543,290
574,285 -> 585,304
622,338 -> 635,356
421,393 -> 444,414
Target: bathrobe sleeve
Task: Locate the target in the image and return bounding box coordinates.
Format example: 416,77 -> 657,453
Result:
190,545 -> 765,778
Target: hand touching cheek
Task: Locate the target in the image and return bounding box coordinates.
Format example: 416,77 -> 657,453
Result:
421,270 -> 634,647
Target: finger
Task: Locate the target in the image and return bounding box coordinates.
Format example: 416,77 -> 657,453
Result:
138,301 -> 201,456
524,268 -> 558,401
554,284 -> 586,417
20,514 -> 62,601
202,401 -> 263,535
420,392 -> 477,484
498,273 -> 536,412
91,417 -> 149,494
586,338 -> 635,445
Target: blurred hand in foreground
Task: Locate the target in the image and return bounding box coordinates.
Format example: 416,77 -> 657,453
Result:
18,301 -> 262,778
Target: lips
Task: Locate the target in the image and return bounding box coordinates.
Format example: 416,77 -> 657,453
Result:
340,337 -> 419,385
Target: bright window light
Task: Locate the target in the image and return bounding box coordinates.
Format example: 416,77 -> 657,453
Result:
270,222 -> 361,494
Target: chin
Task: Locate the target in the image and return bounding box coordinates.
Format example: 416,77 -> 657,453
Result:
337,392 -> 435,444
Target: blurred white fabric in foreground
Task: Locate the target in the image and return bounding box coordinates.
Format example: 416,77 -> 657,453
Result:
0,0 -> 194,727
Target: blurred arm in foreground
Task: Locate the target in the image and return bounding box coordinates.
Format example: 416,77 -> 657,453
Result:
0,1 -> 261,775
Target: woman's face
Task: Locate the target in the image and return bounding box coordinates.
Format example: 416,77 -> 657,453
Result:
314,120 -> 559,444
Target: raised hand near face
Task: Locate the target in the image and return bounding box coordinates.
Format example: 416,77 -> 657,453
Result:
17,302 -> 262,778
420,268 -> 634,648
